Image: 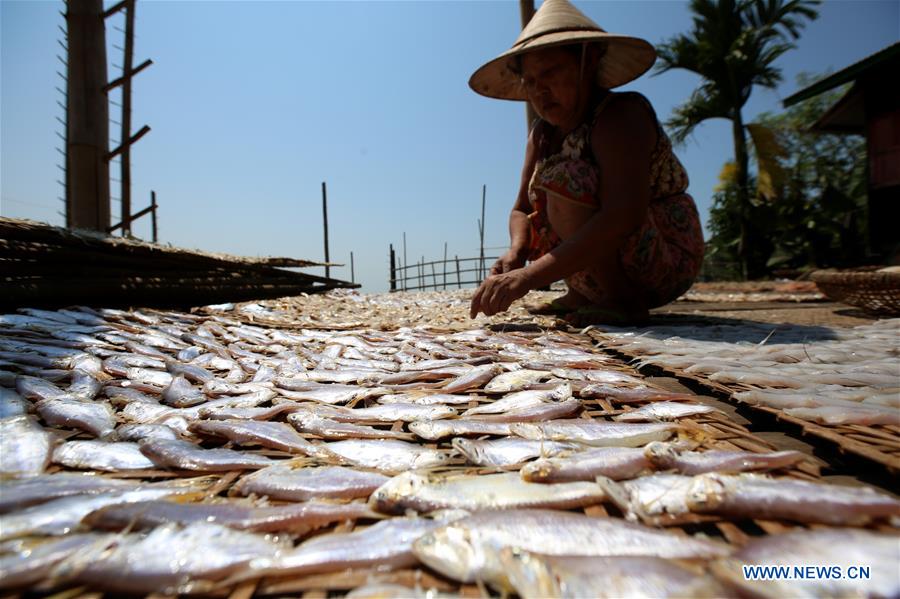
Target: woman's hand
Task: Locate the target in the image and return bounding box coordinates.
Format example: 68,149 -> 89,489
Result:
469,269 -> 532,318
490,248 -> 528,275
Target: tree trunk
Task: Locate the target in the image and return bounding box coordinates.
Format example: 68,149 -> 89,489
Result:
731,107 -> 751,280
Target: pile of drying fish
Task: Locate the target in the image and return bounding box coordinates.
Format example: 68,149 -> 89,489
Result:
599,320 -> 900,428
211,288 -> 562,331
1,304 -> 898,597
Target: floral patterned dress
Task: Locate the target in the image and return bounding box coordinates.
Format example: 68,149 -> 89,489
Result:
526,91 -> 705,308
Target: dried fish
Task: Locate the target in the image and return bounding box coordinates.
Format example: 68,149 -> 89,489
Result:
165,360 -> 215,384
578,384 -> 694,403
188,419 -> 330,457
0,387 -> 30,418
413,509 -> 730,586
202,380 -> 271,396
234,464 -> 389,501
645,443 -> 805,475
0,534 -> 112,590
0,484 -> 207,540
324,439 -> 449,473
614,401 -> 719,422
66,368 -> 106,400
52,440 -> 157,471
274,380 -> 382,404
452,437 -> 578,469
14,375 -> 68,402
247,517 -> 450,580
601,472 -> 900,525
484,369 -> 551,393
521,446 -> 651,483
115,423 -> 180,442
0,473 -> 144,513
463,385 -> 571,416
35,398 -> 117,439
371,471 -> 607,514
83,499 -> 380,534
511,420 -> 676,447
139,438 -> 274,471
289,412 -> 414,440
442,364 -> 504,393
63,522 -> 285,594
0,415 -> 55,477
125,367 -> 173,388
198,402 -> 301,421
501,550 -> 727,599
161,375 -> 206,408
711,528 -> 900,598
289,403 -> 457,424
469,398 -> 583,423
783,405 -> 900,426
377,392 -> 475,406
409,419 -> 513,440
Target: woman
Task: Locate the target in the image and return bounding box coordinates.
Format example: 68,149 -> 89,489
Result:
468,0 -> 704,325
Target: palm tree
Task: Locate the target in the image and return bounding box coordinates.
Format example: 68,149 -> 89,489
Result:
655,0 -> 819,279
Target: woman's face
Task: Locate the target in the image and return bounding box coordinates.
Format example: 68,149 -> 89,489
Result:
520,47 -> 585,129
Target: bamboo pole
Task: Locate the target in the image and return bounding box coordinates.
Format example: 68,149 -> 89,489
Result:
350,251 -> 355,284
519,0 -> 536,130
66,0 -> 110,232
151,190 -> 157,242
389,244 -> 396,292
456,255 -> 461,289
321,182 -> 330,279
119,0 -> 135,236
479,184 -> 486,282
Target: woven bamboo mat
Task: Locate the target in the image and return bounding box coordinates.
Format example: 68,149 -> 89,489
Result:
587,330 -> 900,475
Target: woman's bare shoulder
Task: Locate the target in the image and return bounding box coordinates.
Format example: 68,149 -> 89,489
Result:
591,92 -> 657,157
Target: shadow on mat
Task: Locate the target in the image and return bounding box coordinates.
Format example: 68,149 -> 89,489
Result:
594,312 -> 842,343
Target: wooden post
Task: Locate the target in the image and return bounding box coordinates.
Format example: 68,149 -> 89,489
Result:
119,0 -> 135,236
519,0 -> 537,131
455,255 -> 461,289
479,184 -> 486,282
442,242 -> 448,290
321,181 -> 330,279
430,262 -> 436,291
402,232 -> 407,280
419,257 -> 424,290
66,0 -> 111,232
350,251 -> 355,284
150,190 -> 157,242
389,244 -> 396,292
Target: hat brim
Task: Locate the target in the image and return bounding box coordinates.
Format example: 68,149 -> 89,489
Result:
469,31 -> 657,101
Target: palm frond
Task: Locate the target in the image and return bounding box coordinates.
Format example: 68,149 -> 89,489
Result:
666,86 -> 731,145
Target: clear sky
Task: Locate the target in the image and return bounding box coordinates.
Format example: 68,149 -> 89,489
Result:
2,0 -> 898,293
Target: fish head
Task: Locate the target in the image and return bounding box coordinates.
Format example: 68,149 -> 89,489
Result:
686,473 -> 728,512
643,441 -> 679,468
549,383 -> 573,401
412,524 -> 486,584
450,439 -> 481,464
498,547 -> 559,597
519,459 -> 551,482
369,472 -> 425,514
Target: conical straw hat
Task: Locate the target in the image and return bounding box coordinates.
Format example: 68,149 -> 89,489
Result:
469,0 -> 656,101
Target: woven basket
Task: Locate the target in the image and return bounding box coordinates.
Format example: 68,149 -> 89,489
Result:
811,267 -> 900,316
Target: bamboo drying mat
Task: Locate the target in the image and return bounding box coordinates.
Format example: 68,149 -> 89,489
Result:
6,324 -> 894,598
586,330 -> 900,475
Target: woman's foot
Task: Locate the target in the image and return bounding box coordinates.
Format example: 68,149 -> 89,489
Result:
525,289 -> 591,315
564,305 -> 649,327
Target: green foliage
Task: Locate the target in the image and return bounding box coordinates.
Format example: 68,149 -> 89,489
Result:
656,0 -> 819,279
656,0 -> 820,144
704,74 -> 868,277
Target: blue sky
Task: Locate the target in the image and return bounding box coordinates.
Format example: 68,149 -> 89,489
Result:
2,0 -> 898,293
